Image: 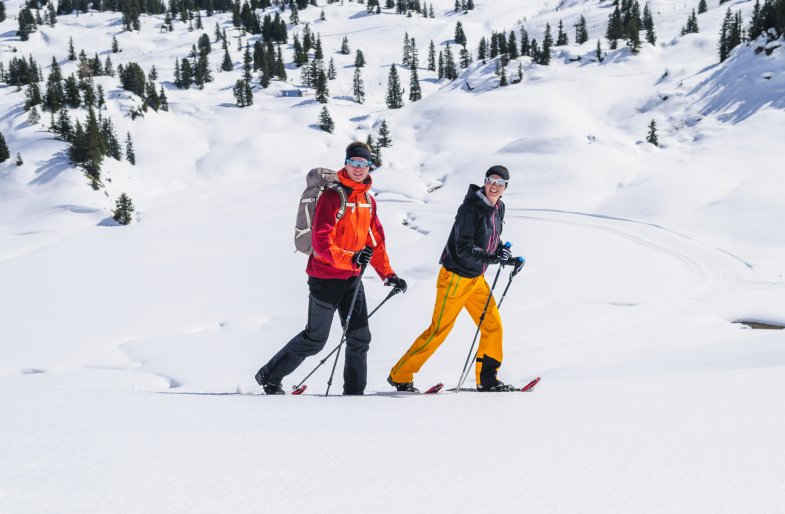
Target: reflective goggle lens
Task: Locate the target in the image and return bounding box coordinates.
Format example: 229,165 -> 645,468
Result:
346,158 -> 371,168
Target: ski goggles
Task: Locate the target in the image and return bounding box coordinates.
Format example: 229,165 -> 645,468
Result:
345,158 -> 371,168
484,176 -> 508,187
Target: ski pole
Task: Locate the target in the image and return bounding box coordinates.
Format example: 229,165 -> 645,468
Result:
456,255 -> 525,391
456,243 -> 511,390
291,287 -> 400,394
325,263 -> 367,397
496,257 -> 525,309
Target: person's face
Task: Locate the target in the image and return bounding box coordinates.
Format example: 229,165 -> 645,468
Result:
345,157 -> 371,183
484,174 -> 507,204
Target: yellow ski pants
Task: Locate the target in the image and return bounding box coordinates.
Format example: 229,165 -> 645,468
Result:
389,266 -> 503,387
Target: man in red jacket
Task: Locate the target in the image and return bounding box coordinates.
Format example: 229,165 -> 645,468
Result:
255,142 -> 407,395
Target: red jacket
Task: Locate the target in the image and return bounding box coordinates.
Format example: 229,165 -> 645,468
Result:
306,169 -> 395,281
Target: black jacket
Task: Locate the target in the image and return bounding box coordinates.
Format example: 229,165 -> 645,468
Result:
440,185 -> 505,278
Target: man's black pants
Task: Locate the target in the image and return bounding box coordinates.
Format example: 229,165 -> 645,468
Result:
259,275 -> 371,395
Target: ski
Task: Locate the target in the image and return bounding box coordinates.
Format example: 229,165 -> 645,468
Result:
423,382 -> 444,394
446,377 -> 541,393
520,377 -> 541,392
291,384 -> 307,395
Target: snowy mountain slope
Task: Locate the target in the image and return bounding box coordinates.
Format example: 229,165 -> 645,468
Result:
2,0 -> 785,512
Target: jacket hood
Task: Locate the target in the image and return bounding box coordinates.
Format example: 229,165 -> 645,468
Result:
464,184 -> 497,210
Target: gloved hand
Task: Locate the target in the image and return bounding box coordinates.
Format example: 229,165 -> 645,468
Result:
494,245 -> 512,264
511,256 -> 526,276
385,275 -> 407,294
354,246 -> 373,267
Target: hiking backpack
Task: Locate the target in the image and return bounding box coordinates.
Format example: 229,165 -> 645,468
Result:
294,168 -> 374,255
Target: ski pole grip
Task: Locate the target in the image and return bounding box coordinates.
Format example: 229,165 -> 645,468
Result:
504,241 -> 511,248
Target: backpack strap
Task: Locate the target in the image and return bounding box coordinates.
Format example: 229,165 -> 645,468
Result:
324,183 -> 348,220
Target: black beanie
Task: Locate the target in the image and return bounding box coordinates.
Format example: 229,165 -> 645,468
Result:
346,142 -> 373,163
485,165 -> 510,181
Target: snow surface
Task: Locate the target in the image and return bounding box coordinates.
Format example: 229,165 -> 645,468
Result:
1,0 -> 785,512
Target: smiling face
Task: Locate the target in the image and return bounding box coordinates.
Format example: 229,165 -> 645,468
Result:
483,175 -> 507,205
345,158 -> 371,183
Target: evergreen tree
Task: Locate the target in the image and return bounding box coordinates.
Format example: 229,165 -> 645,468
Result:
340,35 -> 350,55
606,6 -> 624,49
355,49 -> 366,68
68,37 -> 77,61
409,65 -> 422,101
377,119 -> 391,147
643,3 -> 657,45
27,105 -> 40,124
222,48 -> 233,71
0,132 -> 9,163
328,57 -> 337,80
427,40 -> 436,70
541,23 -> 553,65
698,0 -> 707,14
113,193 -> 135,225
520,27 -> 530,56
15,153 -> 23,166
353,67 -> 365,104
575,15 -> 589,44
443,43 -> 457,79
459,45 -> 472,69
681,9 -> 699,35
499,64 -> 508,86
65,75 -> 81,108
556,20 -> 569,46
112,36 -> 119,53
318,106 -> 334,133
233,79 -> 254,107
0,1 -> 6,24
24,83 -> 42,111
478,37 -> 488,62
595,39 -> 604,62
646,119 -> 658,146
385,64 -> 404,108
454,21 -> 467,45
55,107 -> 73,141
159,87 -> 168,112
315,67 -> 329,103
125,132 -> 135,165
402,32 -> 412,67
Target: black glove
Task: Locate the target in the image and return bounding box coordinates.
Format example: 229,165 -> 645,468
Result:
354,246 -> 373,267
385,275 -> 407,294
511,256 -> 526,276
493,245 -> 512,264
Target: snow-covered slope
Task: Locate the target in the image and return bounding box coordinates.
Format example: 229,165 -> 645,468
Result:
1,0 -> 784,512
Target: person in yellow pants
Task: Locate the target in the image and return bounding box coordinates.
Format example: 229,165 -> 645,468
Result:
388,166 -> 522,392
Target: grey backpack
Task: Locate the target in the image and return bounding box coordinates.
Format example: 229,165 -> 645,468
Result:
294,168 -> 375,255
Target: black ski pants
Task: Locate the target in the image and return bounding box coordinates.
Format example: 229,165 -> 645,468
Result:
260,275 -> 371,395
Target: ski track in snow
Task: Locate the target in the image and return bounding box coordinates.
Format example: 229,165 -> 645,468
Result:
508,208 -> 746,345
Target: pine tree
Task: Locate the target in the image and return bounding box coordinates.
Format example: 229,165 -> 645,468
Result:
112,36 -> 119,53
340,35 -> 350,54
606,6 -> 624,49
427,40 -> 436,70
409,65 -> 422,101
159,87 -> 168,112
643,4 -> 657,45
443,43 -> 457,79
595,39 -> 604,62
541,24 -> 553,65
353,67 -> 365,104
315,67 -> 329,103
454,21 -> 467,45
355,49 -> 366,68
377,119 -> 391,147
318,106 -> 334,133
681,9 -> 699,35
0,132 -> 10,163
698,0 -> 707,14
575,15 -> 589,44
15,153 -> 23,166
385,64 -> 404,108
234,79 -> 254,107
68,37 -> 77,61
0,1 -> 7,24
556,20 -> 569,46
328,57 -> 337,80
113,193 -> 135,225
222,49 -> 233,71
402,32 -> 412,67
499,64 -> 508,86
646,119 -> 658,146
125,132 -> 136,165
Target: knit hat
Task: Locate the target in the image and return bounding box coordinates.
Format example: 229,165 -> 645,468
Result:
485,165 -> 510,181
345,142 -> 373,163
